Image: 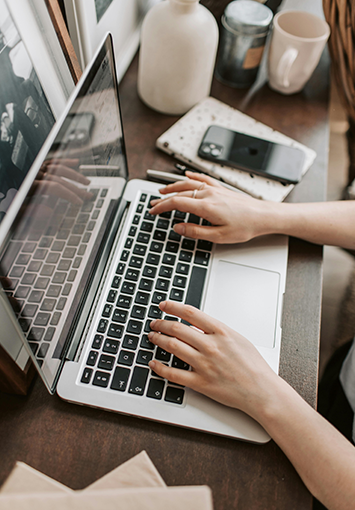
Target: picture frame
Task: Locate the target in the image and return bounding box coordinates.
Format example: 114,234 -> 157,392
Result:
6,0 -> 75,119
63,0 -> 156,82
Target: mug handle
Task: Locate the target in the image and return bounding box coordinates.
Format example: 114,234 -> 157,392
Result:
277,48 -> 298,88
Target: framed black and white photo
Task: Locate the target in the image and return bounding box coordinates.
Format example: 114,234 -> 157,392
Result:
64,0 -> 161,82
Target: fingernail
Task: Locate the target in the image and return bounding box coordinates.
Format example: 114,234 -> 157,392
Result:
159,301 -> 166,311
150,199 -> 159,206
149,360 -> 156,369
174,223 -> 185,235
148,331 -> 154,338
150,319 -> 156,329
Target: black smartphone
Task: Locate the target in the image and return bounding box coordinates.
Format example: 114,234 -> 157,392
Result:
198,125 -> 305,184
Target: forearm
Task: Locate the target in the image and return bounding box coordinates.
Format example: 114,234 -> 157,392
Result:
264,201 -> 355,250
256,379 -> 355,510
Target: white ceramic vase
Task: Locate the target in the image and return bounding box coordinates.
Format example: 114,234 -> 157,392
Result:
138,0 -> 219,115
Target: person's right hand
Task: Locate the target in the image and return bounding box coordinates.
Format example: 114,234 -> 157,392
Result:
149,171 -> 277,244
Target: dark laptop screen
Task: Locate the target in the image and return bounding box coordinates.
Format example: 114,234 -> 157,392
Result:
0,35 -> 129,391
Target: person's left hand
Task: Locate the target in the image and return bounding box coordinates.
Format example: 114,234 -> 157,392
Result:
148,300 -> 280,422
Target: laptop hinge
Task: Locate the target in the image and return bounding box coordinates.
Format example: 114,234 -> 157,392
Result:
65,199 -> 129,362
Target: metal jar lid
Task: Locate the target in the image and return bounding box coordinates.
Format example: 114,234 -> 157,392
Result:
224,0 -> 273,36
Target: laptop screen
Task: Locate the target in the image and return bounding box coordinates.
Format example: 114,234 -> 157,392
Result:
0,35 -> 129,391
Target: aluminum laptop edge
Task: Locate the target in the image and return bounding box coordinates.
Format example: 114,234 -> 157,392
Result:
0,34 -> 289,444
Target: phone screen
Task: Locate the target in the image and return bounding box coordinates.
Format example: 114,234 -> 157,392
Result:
198,126 -> 305,184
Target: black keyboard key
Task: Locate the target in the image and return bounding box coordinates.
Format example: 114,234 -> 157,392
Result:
150,241 -> 163,253
21,273 -> 36,285
37,343 -> 50,359
110,366 -> 130,391
140,193 -> 147,202
103,339 -> 119,354
40,299 -> 56,312
52,241 -> 65,252
173,276 -> 187,288
143,265 -> 157,278
23,304 -> 38,317
185,266 -> 207,309
129,226 -> 137,236
28,342 -> 39,354
166,241 -> 179,253
41,264 -> 56,276
62,283 -> 72,296
179,251 -> 192,263
156,348 -> 171,362
116,262 -> 126,274
72,257 -> 82,269
172,356 -> 190,370
49,311 -> 60,326
97,319 -> 108,333
153,230 -> 166,242
131,305 -> 147,320
125,238 -> 133,249
34,312 -> 50,326
140,334 -> 155,350
9,266 -> 25,278
28,290 -> 44,303
33,248 -> 48,260
182,239 -> 195,251
145,319 -> 153,333
52,272 -> 66,284
126,320 -> 143,335
146,253 -> 160,265
197,240 -> 213,251
194,251 -> 210,266
159,266 -> 173,278
135,292 -> 150,305
107,289 -> 118,302
15,286 -> 30,299
19,318 -> 30,332
46,253 -> 59,264
140,221 -> 153,233
152,291 -> 167,304
133,244 -> 147,256
165,386 -> 185,404
125,269 -> 139,282
121,250 -> 129,262
117,295 -> 132,308
93,371 -> 110,388
35,277 -> 50,289
188,214 -> 200,224
137,350 -> 153,366
162,254 -> 176,266
118,350 -> 135,366
63,247 -> 76,258
144,212 -> 155,221
87,350 -> 98,366
164,316 -> 179,321
121,281 -> 136,295
81,367 -> 93,384
129,256 -> 143,269
136,204 -> 144,214
128,366 -> 149,395
123,334 -> 139,350
168,230 -> 181,242
44,327 -> 56,342
148,305 -> 162,319
132,214 -> 140,225
92,334 -> 103,349
157,218 -> 169,230
137,232 -> 150,244
147,378 -> 165,400
174,211 -> 186,219
47,285 -> 61,298
139,278 -> 153,292
176,263 -> 190,275
107,323 -> 124,339
159,211 -> 171,219
56,297 -> 67,310
102,304 -> 113,317
156,278 -> 169,291
112,309 -> 128,323
98,354 -> 115,371
28,327 -> 44,341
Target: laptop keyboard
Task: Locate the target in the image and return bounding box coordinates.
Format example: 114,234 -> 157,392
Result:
1,188 -> 109,365
80,192 -> 213,406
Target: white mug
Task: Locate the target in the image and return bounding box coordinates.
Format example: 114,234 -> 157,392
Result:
268,10 -> 330,95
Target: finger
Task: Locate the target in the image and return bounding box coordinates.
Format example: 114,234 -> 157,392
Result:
44,175 -> 93,201
154,179 -> 208,199
185,170 -> 223,188
149,318 -> 205,351
149,194 -> 207,217
38,181 -> 83,205
160,301 -> 219,335
148,359 -> 197,387
148,331 -> 199,366
173,222 -> 220,242
46,164 -> 90,185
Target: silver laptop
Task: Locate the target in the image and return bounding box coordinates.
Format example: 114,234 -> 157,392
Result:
0,35 -> 288,443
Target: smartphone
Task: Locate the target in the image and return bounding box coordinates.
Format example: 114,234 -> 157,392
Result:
198,125 -> 305,184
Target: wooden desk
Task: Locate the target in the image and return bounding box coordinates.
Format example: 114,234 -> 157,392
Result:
0,1 -> 329,509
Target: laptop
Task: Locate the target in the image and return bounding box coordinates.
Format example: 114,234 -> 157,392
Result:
0,34 -> 288,443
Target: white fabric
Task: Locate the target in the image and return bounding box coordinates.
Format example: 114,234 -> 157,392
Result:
339,339 -> 355,442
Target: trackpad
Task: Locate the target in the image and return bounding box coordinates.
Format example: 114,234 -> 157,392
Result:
204,261 -> 280,348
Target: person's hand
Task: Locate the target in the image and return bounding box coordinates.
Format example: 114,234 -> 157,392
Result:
149,171 -> 276,244
148,300 -> 280,421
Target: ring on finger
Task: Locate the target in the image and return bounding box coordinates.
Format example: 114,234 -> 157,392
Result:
192,189 -> 198,199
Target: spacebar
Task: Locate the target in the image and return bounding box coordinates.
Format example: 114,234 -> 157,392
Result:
185,266 -> 207,309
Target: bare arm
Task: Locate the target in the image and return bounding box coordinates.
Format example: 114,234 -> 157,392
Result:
148,301 -> 355,510
149,171 -> 355,250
